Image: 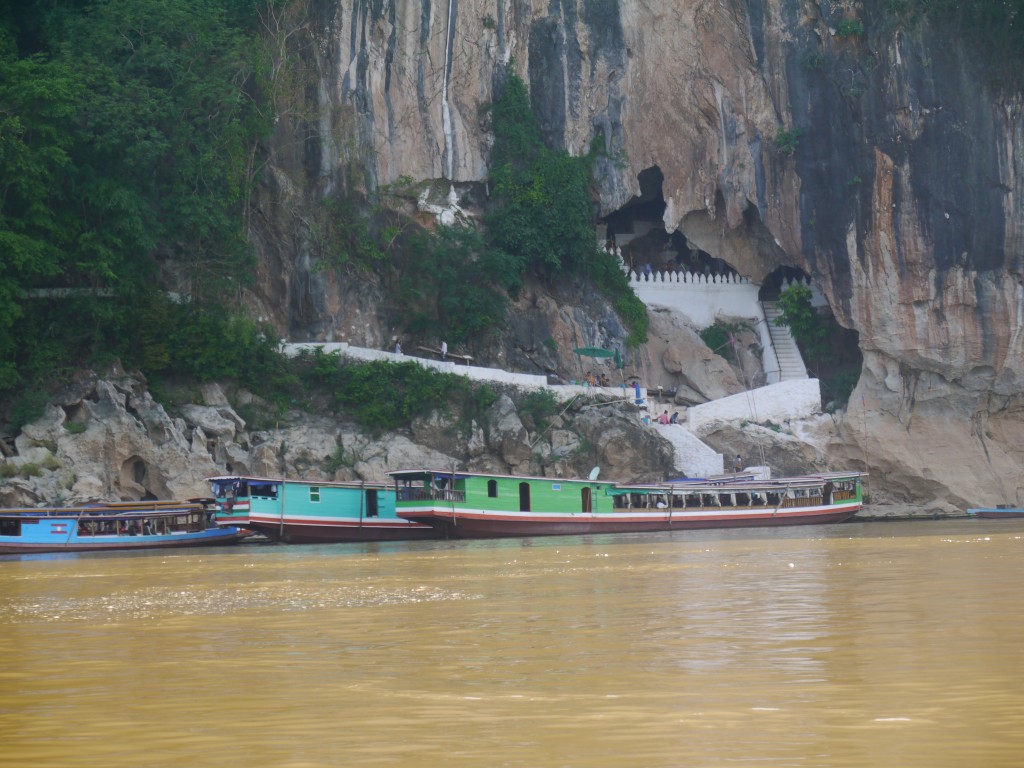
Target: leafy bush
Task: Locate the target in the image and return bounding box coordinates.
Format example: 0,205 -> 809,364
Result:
296,349 -> 485,433
517,389 -> 560,432
699,321 -> 752,361
488,73 -> 598,277
775,128 -> 801,156
487,71 -> 647,346
836,18 -> 865,37
774,283 -> 833,362
586,248 -> 649,345
395,227 -> 523,345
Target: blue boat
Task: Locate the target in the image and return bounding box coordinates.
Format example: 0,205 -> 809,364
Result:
0,500 -> 251,554
208,475 -> 438,543
967,506 -> 1024,519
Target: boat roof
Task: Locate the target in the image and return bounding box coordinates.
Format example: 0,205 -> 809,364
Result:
388,468 -> 612,484
666,472 -> 761,483
208,475 -> 283,483
0,504 -> 206,519
619,471 -> 866,494
206,475 -> 391,490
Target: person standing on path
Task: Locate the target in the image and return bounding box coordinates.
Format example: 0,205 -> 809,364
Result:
440,340 -> 447,360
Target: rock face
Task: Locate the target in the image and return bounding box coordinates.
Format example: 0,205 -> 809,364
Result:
227,0 -> 1023,508
0,371 -> 674,506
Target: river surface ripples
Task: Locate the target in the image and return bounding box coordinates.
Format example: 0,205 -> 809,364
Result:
1,518 -> 1022,767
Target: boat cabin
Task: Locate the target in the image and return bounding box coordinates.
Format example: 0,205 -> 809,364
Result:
390,469 -> 618,514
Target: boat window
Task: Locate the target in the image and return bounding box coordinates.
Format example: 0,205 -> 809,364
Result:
366,489 -> 379,517
581,487 -> 592,513
487,480 -> 498,498
212,479 -> 238,497
249,483 -> 278,499
0,519 -> 21,536
309,486 -> 321,503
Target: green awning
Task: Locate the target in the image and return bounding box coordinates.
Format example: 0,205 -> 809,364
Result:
572,347 -> 614,358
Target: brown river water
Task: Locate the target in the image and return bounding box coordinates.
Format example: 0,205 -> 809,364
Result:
1,518 -> 1022,768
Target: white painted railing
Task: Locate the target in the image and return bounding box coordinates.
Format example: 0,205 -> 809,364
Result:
626,268 -> 762,328
626,269 -> 753,286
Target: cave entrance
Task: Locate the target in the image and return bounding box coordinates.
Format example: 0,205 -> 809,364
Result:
758,266 -> 816,302
601,166 -> 733,278
760,266 -> 863,409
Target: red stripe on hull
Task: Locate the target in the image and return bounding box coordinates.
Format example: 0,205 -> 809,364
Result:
245,520 -> 440,544
400,505 -> 861,539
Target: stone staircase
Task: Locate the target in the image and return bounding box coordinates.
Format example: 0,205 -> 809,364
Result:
761,301 -> 807,381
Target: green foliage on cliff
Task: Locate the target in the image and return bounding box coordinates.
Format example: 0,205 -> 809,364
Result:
699,321 -> 752,363
0,0 -> 272,419
487,71 -> 648,345
488,73 -> 595,277
296,348 -> 492,433
396,227 -> 523,346
775,128 -> 801,157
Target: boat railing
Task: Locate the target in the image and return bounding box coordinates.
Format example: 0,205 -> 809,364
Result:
397,487 -> 466,503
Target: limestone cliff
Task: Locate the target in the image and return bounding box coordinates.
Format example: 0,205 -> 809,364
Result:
0,370 -> 673,506
242,0 -> 1022,510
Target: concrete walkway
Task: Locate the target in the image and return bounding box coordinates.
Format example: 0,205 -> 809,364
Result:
281,341 -> 820,478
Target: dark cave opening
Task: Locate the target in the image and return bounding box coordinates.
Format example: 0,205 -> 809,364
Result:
600,166 -> 735,278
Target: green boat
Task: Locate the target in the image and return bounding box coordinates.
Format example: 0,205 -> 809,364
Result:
389,469 -> 866,538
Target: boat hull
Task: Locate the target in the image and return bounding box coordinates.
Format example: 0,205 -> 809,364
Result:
0,529 -> 252,555
245,516 -> 439,543
967,508 -> 1024,519
399,503 -> 862,539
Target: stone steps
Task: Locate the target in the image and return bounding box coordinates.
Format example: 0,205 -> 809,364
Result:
761,302 -> 807,380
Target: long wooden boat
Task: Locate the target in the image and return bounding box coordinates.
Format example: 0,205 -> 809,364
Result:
0,500 -> 251,554
389,469 -> 866,539
208,475 -> 438,543
967,507 -> 1024,519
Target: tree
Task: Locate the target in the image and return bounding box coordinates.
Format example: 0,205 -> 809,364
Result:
487,72 -> 597,277
0,38 -> 80,388
774,283 -> 831,363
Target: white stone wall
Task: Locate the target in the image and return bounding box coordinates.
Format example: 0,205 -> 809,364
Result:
651,422 -> 724,477
627,269 -> 761,327
687,379 -> 822,431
